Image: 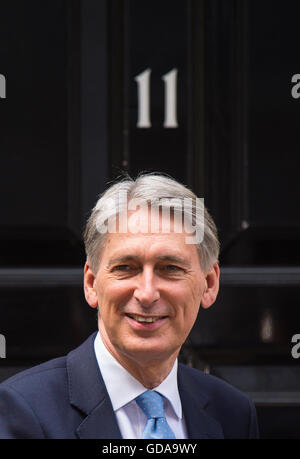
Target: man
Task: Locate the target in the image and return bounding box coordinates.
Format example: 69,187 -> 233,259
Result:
0,173 -> 259,439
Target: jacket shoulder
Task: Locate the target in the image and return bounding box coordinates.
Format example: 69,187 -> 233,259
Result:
180,363 -> 247,395
178,363 -> 259,438
1,356 -> 67,391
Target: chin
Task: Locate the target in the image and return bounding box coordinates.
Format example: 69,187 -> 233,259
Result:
120,340 -> 178,362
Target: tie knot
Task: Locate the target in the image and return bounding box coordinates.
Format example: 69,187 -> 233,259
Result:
135,390 -> 165,419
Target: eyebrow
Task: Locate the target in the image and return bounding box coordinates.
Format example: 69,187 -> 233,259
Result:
106,255 -> 138,269
106,254 -> 191,269
156,255 -> 190,268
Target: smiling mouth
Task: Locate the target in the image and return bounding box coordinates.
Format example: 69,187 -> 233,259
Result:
125,313 -> 167,323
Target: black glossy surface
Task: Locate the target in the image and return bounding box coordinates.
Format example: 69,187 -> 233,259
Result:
127,0 -> 188,182
0,287 -> 96,360
0,1 -> 68,229
189,285 -> 300,359
248,0 -> 300,227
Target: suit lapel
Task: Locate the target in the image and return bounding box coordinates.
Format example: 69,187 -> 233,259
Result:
66,332 -> 122,439
76,398 -> 121,439
178,364 -> 224,439
66,333 -> 223,439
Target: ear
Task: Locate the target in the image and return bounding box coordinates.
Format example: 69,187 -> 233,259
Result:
201,263 -> 220,310
83,261 -> 98,309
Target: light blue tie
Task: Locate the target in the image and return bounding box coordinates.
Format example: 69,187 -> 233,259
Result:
135,390 -> 176,439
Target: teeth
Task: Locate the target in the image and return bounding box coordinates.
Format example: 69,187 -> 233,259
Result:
129,314 -> 163,323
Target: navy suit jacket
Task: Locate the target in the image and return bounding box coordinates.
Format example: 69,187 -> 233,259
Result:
0,332 -> 259,439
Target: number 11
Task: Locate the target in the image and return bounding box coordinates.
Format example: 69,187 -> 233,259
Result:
134,68 -> 178,128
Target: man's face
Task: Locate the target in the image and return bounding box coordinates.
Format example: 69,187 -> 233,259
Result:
84,211 -> 219,367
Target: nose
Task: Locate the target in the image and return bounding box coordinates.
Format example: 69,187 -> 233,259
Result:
133,267 -> 160,307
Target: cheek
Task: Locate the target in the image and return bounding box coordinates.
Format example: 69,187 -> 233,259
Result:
169,283 -> 201,325
168,280 -> 202,308
188,280 -> 205,307
97,280 -> 133,313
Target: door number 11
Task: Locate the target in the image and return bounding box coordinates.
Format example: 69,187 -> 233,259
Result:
134,68 -> 178,128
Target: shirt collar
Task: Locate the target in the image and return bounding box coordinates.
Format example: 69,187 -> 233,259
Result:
94,331 -> 182,419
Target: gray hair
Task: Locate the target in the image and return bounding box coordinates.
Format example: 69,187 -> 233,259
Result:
83,173 -> 219,274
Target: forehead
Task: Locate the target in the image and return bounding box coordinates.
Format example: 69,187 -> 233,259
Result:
99,209 -> 200,266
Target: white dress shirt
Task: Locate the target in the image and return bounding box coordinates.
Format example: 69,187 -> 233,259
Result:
93,331 -> 188,439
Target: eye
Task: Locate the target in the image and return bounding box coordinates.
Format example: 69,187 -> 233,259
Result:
111,264 -> 140,276
163,265 -> 183,273
112,265 -> 131,272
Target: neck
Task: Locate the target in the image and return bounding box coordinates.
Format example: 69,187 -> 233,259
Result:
98,325 -> 178,389
123,356 -> 177,389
